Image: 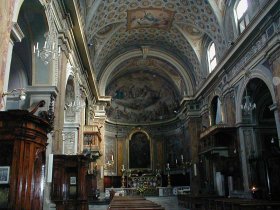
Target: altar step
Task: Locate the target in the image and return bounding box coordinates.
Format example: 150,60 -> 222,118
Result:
89,196 -> 185,210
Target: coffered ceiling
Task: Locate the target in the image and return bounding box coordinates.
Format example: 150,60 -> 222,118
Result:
76,0 -> 228,124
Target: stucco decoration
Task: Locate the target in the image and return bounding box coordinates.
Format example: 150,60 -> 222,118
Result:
105,70 -> 180,123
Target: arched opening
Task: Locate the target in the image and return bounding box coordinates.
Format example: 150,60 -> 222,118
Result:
243,78 -> 280,199
210,96 -> 222,126
4,0 -> 49,110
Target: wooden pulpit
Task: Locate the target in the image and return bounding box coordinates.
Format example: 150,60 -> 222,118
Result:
0,110 -> 51,210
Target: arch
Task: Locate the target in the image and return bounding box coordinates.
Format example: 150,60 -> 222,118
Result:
12,0 -> 24,23
8,53 -> 29,90
99,49 -> 195,97
236,65 -> 276,124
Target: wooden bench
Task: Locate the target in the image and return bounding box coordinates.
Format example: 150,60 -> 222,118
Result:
178,194 -> 280,210
108,196 -> 165,210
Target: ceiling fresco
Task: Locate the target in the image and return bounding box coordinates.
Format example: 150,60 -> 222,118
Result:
106,57 -> 187,93
76,0 -> 228,124
79,0 -> 227,79
127,8 -> 175,30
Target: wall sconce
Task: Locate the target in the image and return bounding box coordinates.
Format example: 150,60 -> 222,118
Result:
2,88 -> 26,101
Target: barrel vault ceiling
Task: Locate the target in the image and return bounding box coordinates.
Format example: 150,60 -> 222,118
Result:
77,0 -> 228,124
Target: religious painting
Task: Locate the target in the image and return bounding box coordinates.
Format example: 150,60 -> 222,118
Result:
105,70 -> 180,124
129,131 -> 151,169
104,135 -> 117,175
127,8 -> 174,30
70,176 -> 76,185
0,167 -> 9,184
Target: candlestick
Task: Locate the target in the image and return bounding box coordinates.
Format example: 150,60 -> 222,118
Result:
193,163 -> 197,176
121,166 -> 126,188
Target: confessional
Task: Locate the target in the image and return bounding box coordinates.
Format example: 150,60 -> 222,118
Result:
51,155 -> 89,210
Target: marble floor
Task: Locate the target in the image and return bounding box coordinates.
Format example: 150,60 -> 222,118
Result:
89,196 -> 185,210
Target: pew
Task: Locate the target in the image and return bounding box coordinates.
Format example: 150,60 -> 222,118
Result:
107,196 -> 165,210
178,194 -> 280,210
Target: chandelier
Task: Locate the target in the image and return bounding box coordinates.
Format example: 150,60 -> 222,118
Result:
33,34 -> 61,65
64,96 -> 85,112
240,89 -> 256,113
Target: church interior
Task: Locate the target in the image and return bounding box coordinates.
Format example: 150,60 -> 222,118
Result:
1,0 -> 280,209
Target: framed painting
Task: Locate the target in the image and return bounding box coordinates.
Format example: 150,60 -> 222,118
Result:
127,8 -> 175,30
70,176 -> 76,185
0,166 -> 10,184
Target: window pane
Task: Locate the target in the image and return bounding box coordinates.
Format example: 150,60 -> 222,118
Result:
236,0 -> 248,20
210,58 -> 217,71
208,42 -> 217,72
209,43 -> 216,58
239,19 -> 246,33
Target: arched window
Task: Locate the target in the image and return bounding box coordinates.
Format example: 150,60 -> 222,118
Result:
235,0 -> 249,33
208,42 -> 217,73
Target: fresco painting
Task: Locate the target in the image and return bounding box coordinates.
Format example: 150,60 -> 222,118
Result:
127,8 -> 174,30
105,70 -> 180,123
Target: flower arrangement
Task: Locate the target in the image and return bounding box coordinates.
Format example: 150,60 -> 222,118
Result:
136,185 -> 146,195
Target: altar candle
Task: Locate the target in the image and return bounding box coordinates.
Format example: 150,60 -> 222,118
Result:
167,163 -> 169,168
175,159 -> 178,164
111,155 -> 114,161
181,154 -> 184,160
194,163 -> 197,176
122,164 -> 124,170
